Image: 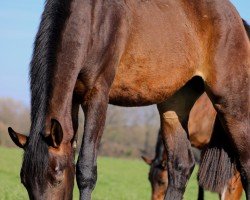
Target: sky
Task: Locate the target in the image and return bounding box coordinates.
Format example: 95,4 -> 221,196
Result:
0,0 -> 249,105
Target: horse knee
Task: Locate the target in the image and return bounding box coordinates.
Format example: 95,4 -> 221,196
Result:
167,145 -> 195,186
164,148 -> 195,200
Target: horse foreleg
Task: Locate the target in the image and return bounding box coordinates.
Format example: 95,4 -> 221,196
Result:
76,79 -> 109,200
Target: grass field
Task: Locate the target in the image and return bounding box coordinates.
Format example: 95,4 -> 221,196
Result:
0,146 -> 245,200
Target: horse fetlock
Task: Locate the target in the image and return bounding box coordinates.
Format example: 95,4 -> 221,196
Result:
173,151 -> 195,172
168,156 -> 195,188
168,168 -> 192,189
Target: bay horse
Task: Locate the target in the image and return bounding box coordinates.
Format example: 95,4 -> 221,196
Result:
8,0 -> 249,199
142,93 -> 243,200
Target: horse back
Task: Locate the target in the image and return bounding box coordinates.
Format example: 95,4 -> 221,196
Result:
110,0 -> 204,105
110,0 -> 248,105
72,0 -> 249,106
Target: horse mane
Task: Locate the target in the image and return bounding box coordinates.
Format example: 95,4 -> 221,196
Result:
242,19 -> 250,39
22,0 -> 71,186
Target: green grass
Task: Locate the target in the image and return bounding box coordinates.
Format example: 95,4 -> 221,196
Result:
0,146 -> 244,200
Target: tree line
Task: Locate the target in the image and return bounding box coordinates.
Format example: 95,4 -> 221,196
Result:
0,98 -> 160,158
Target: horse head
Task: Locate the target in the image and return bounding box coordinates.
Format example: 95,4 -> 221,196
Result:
8,119 -> 75,200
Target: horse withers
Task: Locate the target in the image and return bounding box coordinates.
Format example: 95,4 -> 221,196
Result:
8,0 -> 250,199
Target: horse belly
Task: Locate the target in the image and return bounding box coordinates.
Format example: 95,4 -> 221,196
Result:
109,2 -> 202,106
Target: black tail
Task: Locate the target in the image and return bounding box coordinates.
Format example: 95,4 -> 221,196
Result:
198,116 -> 236,193
242,19 -> 250,39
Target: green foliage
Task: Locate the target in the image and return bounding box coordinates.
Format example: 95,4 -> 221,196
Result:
0,146 -> 245,200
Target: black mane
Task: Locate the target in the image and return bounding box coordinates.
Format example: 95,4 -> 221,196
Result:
22,0 -> 71,186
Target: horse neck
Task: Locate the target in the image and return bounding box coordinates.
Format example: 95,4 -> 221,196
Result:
31,0 -> 90,140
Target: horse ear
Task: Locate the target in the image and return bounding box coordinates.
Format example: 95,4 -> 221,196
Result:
8,127 -> 28,149
141,156 -> 153,165
47,119 -> 63,148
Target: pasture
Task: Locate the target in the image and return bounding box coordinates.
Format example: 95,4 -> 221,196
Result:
1,146 -> 245,200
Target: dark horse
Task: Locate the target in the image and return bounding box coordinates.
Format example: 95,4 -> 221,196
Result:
8,0 -> 249,199
142,93 -> 243,200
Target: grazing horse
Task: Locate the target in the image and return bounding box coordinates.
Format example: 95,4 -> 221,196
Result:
8,0 -> 249,199
142,93 -> 243,200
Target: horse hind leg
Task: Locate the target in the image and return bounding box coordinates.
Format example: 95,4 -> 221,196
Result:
203,82 -> 250,198
203,38 -> 250,198
198,114 -> 243,199
157,77 -> 204,200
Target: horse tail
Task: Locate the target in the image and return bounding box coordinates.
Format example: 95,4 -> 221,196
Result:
198,116 -> 236,193
242,19 -> 250,39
